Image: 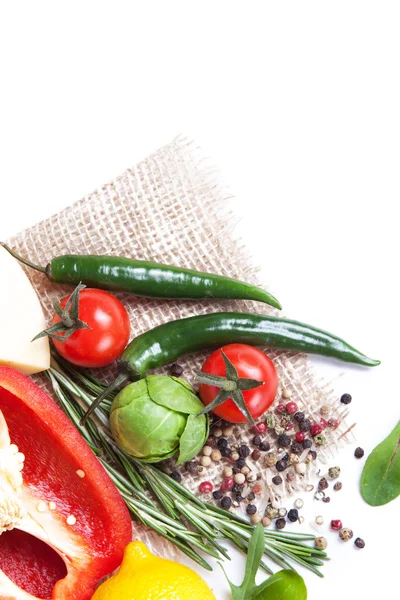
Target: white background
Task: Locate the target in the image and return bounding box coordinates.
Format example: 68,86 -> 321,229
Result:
0,2 -> 399,598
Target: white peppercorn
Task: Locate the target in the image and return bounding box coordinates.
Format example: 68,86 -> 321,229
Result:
223,466 -> 233,478
315,515 -> 324,525
262,516 -> 272,527
202,446 -> 213,456
231,452 -> 240,461
294,498 -> 304,509
211,449 -> 222,462
222,426 -> 234,437
246,472 -> 257,483
250,513 -> 262,525
282,389 -> 292,399
295,463 -> 307,475
278,508 -> 287,517
315,536 -> 328,550
241,466 -> 250,475
200,456 -> 211,467
234,473 -> 245,485
213,427 -> 223,437
320,405 -> 330,418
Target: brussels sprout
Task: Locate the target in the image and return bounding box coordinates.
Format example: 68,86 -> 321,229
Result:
110,375 -> 209,464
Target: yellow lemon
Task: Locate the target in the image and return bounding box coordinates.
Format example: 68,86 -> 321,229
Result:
91,541 -> 216,600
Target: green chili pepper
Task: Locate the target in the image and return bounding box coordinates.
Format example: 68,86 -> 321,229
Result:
1,245 -> 281,308
81,311 -> 380,424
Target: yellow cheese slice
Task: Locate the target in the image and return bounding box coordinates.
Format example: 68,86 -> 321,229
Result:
0,246 -> 50,375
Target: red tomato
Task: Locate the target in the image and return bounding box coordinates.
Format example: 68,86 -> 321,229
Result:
199,344 -> 278,423
52,289 -> 130,368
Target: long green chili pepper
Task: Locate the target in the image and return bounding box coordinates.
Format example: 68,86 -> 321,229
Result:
81,311 -> 380,424
1,244 -> 281,308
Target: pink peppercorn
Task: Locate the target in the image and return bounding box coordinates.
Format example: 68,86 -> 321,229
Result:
285,422 -> 294,432
199,481 -> 213,494
275,404 -> 286,414
254,422 -> 267,434
295,431 -> 305,443
310,424 -> 323,437
330,519 -> 343,531
320,418 -> 328,430
220,477 -> 234,492
328,418 -> 340,429
252,483 -> 263,495
286,401 -> 298,414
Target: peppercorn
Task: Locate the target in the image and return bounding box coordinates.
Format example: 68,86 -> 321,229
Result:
274,426 -> 285,436
322,497 -> 331,503
213,490 -> 223,500
355,538 -> 365,549
250,513 -> 262,525
221,447 -> 232,458
318,478 -> 329,491
276,459 -> 288,472
333,481 -> 343,491
320,405 -> 330,418
232,483 -> 244,493
277,434 -> 291,448
339,527 -> 354,542
282,388 -> 292,399
276,518 -> 286,529
302,438 -> 312,449
246,504 -> 257,515
294,498 -> 304,509
202,446 -> 213,456
199,481 -> 213,494
231,452 -> 240,461
340,393 -> 352,405
221,477 -> 234,492
239,445 -> 250,458
315,536 -> 328,550
206,436 -> 217,448
235,493 -> 244,502
288,508 -> 299,522
265,453 -> 278,467
278,508 -> 287,517
275,403 -> 286,414
259,441 -> 271,452
281,453 -> 290,461
286,401 -> 298,414
330,519 -> 342,530
291,442 -> 304,455
211,449 -> 222,462
252,449 -> 261,461
241,466 -> 250,475
252,483 -> 263,495
310,424 -> 323,437
234,473 -> 246,485
266,414 -> 278,428
170,471 -> 182,482
272,475 -> 283,485
288,453 -> 300,465
186,461 -> 198,475
299,418 -> 311,432
254,422 -> 267,434
232,466 -> 240,475
220,497 -> 232,509
285,422 -> 294,432
265,506 -> 279,519
169,363 -> 183,376
286,472 -> 295,482
252,435 -> 262,446
307,450 -> 317,462
328,466 -> 341,479
247,492 -> 256,501
217,438 -> 228,449
236,458 -> 246,468
212,427 -> 223,437
314,434 -> 326,447
354,447 -> 365,459
262,516 -> 272,527
279,417 -> 290,429
295,462 -> 307,475
294,411 -> 305,423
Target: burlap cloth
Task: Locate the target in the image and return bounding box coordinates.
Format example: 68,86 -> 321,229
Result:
6,136 -> 353,560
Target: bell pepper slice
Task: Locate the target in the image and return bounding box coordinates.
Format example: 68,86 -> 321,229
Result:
0,367 -> 132,600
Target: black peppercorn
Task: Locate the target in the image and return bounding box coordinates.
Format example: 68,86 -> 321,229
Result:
246,504 -> 257,515
288,508 -> 299,522
170,471 -> 182,482
235,493 -> 244,502
276,518 -> 286,529
322,496 -> 331,503
318,477 -> 329,491
272,475 -> 283,485
355,538 -> 365,549
220,447 -> 232,458
277,434 -> 291,448
291,442 -> 304,455
333,482 -> 343,491
299,418 -> 311,432
302,439 -> 313,449
232,467 -> 240,475
217,438 -> 228,449
220,496 -> 232,509
354,447 -> 365,459
308,450 -> 317,461
340,393 -> 352,405
169,363 -> 183,376
281,453 -> 289,461
294,411 -> 305,422
232,483 -> 244,493
252,435 -> 262,446
276,459 -> 288,472
252,449 -> 261,461
186,461 -> 198,475
247,492 -> 256,501
206,436 -> 217,448
212,490 -> 223,500
259,441 -> 271,451
236,458 -> 246,468
239,445 -> 250,458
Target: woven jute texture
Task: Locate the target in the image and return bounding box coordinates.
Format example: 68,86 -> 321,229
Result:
7,136 -> 353,559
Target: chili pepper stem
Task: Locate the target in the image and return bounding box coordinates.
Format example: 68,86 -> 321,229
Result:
80,373 -> 128,426
1,243 -> 47,273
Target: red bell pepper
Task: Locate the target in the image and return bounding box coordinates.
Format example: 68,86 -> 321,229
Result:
0,367 -> 132,600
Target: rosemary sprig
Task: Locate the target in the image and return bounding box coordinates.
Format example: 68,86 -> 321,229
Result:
46,359 -> 329,576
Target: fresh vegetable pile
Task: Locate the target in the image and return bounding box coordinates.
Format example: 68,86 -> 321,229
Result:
0,219 -> 383,600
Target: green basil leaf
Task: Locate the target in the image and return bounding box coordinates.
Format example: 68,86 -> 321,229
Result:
177,414 -> 208,464
361,420 -> 400,506
251,569 -> 307,600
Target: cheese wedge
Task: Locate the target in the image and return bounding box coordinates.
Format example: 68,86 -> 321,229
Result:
0,246 -> 50,374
